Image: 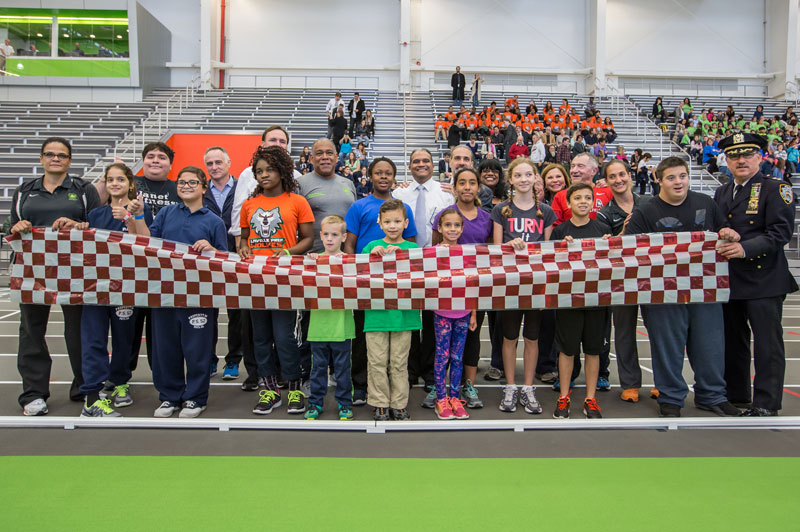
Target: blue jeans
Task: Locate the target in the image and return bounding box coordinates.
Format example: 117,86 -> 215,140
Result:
309,340 -> 352,409
250,309 -> 301,381
79,305 -> 136,395
645,303 -> 727,407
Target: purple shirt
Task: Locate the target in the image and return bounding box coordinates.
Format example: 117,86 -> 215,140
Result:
433,203 -> 492,245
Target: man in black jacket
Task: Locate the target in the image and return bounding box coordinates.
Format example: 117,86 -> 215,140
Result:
451,66 -> 465,107
714,133 -> 798,416
347,92 -> 365,136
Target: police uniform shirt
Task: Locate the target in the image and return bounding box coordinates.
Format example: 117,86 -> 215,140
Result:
11,175 -> 101,227
135,176 -> 179,215
149,203 -> 228,252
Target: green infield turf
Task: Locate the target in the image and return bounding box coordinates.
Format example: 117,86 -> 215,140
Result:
1,456 -> 797,530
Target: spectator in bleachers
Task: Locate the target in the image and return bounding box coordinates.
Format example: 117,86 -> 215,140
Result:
346,152 -> 362,182
480,135 -> 496,160
353,119 -> 371,147
593,138 -> 609,160
681,98 -> 694,120
356,176 -> 371,199
451,66 -> 466,106
447,119 -> 462,149
469,73 -> 482,107
571,134 -> 586,158
439,151 -> 453,182
602,117 -> 617,143
544,144 -> 559,165
555,136 -> 571,167
525,99 -> 538,116
529,133 -> 546,168
716,150 -> 730,180
702,138 -> 720,172
347,92 -> 365,136
614,145 -> 628,162
508,135 -> 530,161
786,141 -> 799,173
364,109 -> 375,138
491,126 -> 505,159
325,92 -> 345,139
584,127 -> 598,148
72,42 -> 85,57
0,38 -> 14,74
355,142 -> 369,169
652,97 -> 667,123
584,96 -> 596,118
781,106 -> 796,124
329,109 -> 348,153
466,134 -> 481,161
435,114 -> 449,141
297,154 -> 311,174
752,104 -> 764,120
541,163 -> 570,205
725,105 -> 736,120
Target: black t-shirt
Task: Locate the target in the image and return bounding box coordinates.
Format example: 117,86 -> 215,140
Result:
11,175 -> 101,227
135,176 -> 179,215
550,218 -> 610,241
626,191 -> 724,235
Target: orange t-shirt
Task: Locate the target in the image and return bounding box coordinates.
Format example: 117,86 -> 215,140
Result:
435,120 -> 446,130
543,112 -> 555,125
466,117 -> 478,129
559,105 -> 571,114
569,114 -> 580,127
444,112 -> 457,121
240,192 -> 314,256
505,98 -> 515,108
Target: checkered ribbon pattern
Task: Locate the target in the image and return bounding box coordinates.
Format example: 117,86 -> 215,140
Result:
6,228 -> 729,310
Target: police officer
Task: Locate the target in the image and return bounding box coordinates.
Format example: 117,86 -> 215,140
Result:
714,132 -> 798,416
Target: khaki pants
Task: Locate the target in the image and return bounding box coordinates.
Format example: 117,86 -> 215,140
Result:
365,330 -> 411,409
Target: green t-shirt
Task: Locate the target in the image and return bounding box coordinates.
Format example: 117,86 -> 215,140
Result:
361,239 -> 423,332
308,309 -> 355,342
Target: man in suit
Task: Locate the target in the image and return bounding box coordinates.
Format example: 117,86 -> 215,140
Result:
714,133 -> 798,416
451,66 -> 466,107
347,92 -> 366,136
438,151 -> 452,182
203,146 -> 257,386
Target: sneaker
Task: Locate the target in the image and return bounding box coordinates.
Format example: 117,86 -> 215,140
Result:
520,386 -> 542,415
485,366 -> 504,381
552,379 -> 575,392
241,377 -> 259,392
222,362 -> 239,380
620,388 -> 639,403
597,376 -> 611,391
253,389 -> 282,415
81,398 -> 121,417
154,401 -> 179,418
422,387 -> 437,409
112,384 -> 133,408
352,389 -> 367,406
658,402 -> 681,417
277,379 -> 288,389
535,371 -> 558,384
304,404 -> 322,420
287,389 -> 306,414
740,406 -> 778,417
390,408 -> 410,420
462,380 -> 483,408
650,388 -> 660,400
373,407 -> 390,421
696,401 -> 741,417
179,401 -> 206,418
435,397 -> 455,420
553,395 -> 570,419
210,362 -> 218,377
300,378 -> 311,398
338,403 -> 354,421
499,385 -> 518,412
449,397 -> 469,419
23,398 -> 48,416
583,397 -> 602,419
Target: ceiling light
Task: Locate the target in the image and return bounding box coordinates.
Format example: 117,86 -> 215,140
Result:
116,35 -> 122,39
89,34 -> 95,38
36,33 -> 43,37
63,33 -> 69,38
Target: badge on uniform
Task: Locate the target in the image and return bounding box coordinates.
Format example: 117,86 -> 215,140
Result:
780,183 -> 793,205
745,184 -> 760,215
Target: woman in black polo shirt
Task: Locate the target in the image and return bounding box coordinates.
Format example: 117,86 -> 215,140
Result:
9,137 -> 101,416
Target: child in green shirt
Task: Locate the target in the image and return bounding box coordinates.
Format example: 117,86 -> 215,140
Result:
304,215 -> 356,421
361,199 -> 422,421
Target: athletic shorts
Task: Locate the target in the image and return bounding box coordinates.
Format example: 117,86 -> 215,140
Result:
500,309 -> 542,341
461,311 -> 486,367
554,307 -> 608,357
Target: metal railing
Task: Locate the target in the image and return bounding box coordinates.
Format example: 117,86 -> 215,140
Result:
227,74 -> 380,90
428,77 -> 579,95
786,81 -> 800,106
618,79 -> 768,98
82,75 -> 204,182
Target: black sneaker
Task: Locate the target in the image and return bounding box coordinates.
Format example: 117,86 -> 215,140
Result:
553,395 -> 570,419
696,401 -> 741,417
287,389 -> 306,414
352,389 -> 367,406
373,407 -> 390,421
740,406 -> 778,417
253,389 -> 281,415
659,402 -> 681,417
241,377 -> 259,392
583,398 -> 602,419
390,408 -> 410,420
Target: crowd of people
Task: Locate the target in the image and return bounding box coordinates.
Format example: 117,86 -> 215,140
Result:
8,124 -> 795,423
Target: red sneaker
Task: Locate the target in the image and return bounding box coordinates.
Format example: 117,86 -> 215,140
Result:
435,398 -> 455,420
449,397 -> 470,419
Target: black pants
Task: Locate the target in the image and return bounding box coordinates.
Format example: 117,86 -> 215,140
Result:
130,307 -> 152,371
237,309 -> 260,382
352,310 -> 368,391
723,296 -> 786,410
17,303 -> 83,406
212,308 -> 245,366
536,309 -> 558,374
408,310 -> 436,386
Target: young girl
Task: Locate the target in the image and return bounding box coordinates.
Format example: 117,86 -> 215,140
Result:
239,146 -> 315,416
430,168 -> 492,409
430,208 -> 477,420
79,163 -> 152,417
139,165 -> 227,418
490,158 -> 557,414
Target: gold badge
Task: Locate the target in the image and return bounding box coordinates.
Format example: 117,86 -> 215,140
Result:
733,133 -> 744,144
745,183 -> 760,214
780,183 -> 793,205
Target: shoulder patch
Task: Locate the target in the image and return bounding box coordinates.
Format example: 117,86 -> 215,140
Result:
779,183 -> 793,205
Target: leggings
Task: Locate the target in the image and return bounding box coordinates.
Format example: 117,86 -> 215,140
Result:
433,314 -> 470,401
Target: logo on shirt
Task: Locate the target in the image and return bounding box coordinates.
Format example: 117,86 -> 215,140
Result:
250,207 -> 283,238
68,193 -> 78,201
115,307 -> 134,320
188,313 -> 208,329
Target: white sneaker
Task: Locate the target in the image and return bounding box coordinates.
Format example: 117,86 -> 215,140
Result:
520,385 -> 542,414
154,401 -> 179,418
23,398 -> 48,416
498,385 -> 518,412
178,401 -> 206,418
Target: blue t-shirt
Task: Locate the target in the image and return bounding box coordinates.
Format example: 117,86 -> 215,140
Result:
88,203 -> 154,232
344,195 -> 417,253
149,203 -> 228,251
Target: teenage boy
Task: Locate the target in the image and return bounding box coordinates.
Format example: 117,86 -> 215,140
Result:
304,216 -> 356,421
550,182 -> 612,419
625,156 -> 741,418
362,199 -> 422,421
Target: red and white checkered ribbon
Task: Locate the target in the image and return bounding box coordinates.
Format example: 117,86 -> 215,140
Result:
6,229 -> 729,310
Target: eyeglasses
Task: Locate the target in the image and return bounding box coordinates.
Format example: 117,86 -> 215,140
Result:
43,152 -> 70,160
176,179 -> 202,188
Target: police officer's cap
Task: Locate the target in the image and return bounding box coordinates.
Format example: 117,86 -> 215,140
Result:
718,132 -> 768,156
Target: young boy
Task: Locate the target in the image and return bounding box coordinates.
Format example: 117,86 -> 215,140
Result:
304,216 -> 356,421
361,199 -> 422,421
549,182 -> 611,419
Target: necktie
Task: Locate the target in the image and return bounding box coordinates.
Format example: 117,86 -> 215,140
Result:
734,184 -> 743,199
415,185 -> 428,246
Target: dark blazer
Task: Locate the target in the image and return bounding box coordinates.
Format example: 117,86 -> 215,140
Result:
348,98 -> 365,122
203,176 -> 238,252
438,159 -> 451,179
451,72 -> 465,90
713,172 -> 798,299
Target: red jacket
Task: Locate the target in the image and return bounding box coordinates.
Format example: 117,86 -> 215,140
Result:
508,143 -> 530,160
